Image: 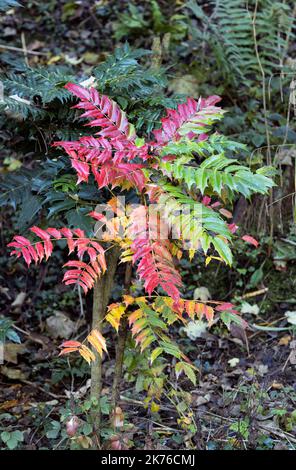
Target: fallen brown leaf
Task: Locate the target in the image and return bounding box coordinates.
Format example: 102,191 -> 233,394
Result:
0,399 -> 19,410
278,335 -> 291,346
4,342 -> 27,364
1,366 -> 28,380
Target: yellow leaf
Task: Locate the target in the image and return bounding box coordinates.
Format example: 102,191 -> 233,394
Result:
206,255 -> 223,266
162,297 -> 173,308
105,304 -> 126,332
140,335 -> 154,352
150,347 -> 163,364
128,308 -> 143,326
47,55 -> 62,65
271,381 -> 284,390
123,295 -> 135,306
120,248 -> 133,263
135,296 -> 148,304
185,300 -> 195,318
205,256 -> 212,266
151,401 -> 160,413
278,335 -> 291,346
86,329 -> 107,357
87,334 -> 102,356
212,256 -> 223,262
189,249 -> 195,261
97,330 -> 107,350
79,345 -> 95,364
204,305 -> 214,325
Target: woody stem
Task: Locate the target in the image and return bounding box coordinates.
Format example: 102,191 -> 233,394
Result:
90,246 -> 120,445
111,262 -> 133,410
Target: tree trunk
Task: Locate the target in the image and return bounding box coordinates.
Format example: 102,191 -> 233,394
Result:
111,262 -> 133,410
90,246 -> 120,442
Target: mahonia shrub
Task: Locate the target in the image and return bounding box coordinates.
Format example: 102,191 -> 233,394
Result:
8,82 -> 274,383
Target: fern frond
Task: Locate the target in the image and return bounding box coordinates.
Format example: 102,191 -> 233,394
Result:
188,0 -> 296,85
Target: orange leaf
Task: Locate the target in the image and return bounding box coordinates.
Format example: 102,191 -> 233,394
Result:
185,300 -> 195,319
59,347 -> 80,356
61,340 -> 82,348
242,235 -> 259,247
87,329 -> 107,356
204,306 -> 214,324
123,295 -> 135,306
79,345 -> 96,364
219,208 -> 232,219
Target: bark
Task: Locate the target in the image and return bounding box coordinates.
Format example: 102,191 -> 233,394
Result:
90,246 -> 120,441
111,262 -> 133,409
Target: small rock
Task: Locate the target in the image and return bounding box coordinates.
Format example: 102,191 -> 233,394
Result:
229,404 -> 241,417
4,343 -> 27,364
1,366 -> 27,380
194,287 -> 211,302
3,27 -> 17,37
194,394 -> 211,406
11,292 -> 26,308
46,311 -> 76,339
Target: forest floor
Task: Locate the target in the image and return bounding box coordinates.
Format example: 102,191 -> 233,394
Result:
1,1 -> 296,450
1,252 -> 295,450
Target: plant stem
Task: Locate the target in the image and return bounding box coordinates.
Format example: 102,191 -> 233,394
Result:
251,0 -> 274,243
111,262 -> 133,409
90,246 -> 120,441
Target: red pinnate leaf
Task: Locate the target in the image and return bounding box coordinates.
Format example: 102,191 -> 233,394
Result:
59,347 -> 80,356
64,83 -> 91,100
61,340 -> 82,348
242,235 -> 259,248
44,240 -> 53,260
13,236 -> 31,246
35,242 -> 45,261
27,245 -> 38,264
71,160 -> 90,184
46,228 -> 62,239
152,95 -> 223,145
88,211 -> 104,221
60,228 -> 73,238
219,208 -> 232,219
204,305 -> 214,324
132,237 -> 182,302
21,247 -> 32,266
215,302 -> 234,312
73,229 -> 85,238
30,226 -> 51,240
228,223 -> 238,234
